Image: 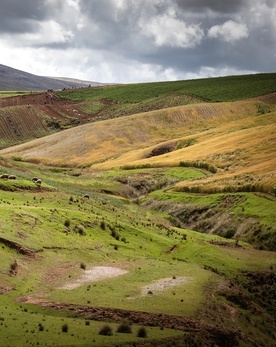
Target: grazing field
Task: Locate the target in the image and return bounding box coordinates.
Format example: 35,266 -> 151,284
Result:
0,91 -> 29,98
0,161 -> 275,347
0,74 -> 275,346
56,73 -> 276,103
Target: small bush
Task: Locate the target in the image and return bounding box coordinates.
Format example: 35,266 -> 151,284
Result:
38,323 -> 44,331
61,323 -> 68,333
76,224 -> 85,235
111,229 -> 120,240
117,323 -> 132,334
99,325 -> 113,336
100,221 -> 106,230
12,156 -> 22,162
80,262 -> 86,270
137,327 -> 147,338
64,219 -> 71,228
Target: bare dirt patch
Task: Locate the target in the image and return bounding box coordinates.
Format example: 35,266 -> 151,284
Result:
141,277 -> 192,295
58,266 -> 129,290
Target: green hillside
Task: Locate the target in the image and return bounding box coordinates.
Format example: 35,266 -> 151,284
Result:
56,73 -> 276,103
0,74 -> 275,347
0,159 -> 275,347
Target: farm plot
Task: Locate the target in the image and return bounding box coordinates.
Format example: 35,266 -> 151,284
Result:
0,105 -> 49,149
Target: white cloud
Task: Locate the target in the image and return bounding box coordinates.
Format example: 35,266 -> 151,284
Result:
22,20 -> 74,45
0,0 -> 274,84
139,9 -> 204,48
208,20 -> 249,42
182,66 -> 257,80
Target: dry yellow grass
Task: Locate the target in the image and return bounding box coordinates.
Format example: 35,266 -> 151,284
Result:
0,96 -> 275,189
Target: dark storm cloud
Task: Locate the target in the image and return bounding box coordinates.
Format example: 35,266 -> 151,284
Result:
0,0 -> 275,82
0,0 -> 49,33
78,0 -> 276,78
175,0 -> 246,13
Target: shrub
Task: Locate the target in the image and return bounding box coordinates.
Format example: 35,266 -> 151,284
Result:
64,219 -> 71,228
80,262 -> 86,270
38,323 -> 44,331
61,323 -> 68,333
117,323 -> 132,334
99,325 -> 113,336
100,221 -> 106,230
111,229 -> 120,240
137,327 -> 147,338
179,160 -> 217,173
12,156 -> 23,162
76,224 -> 85,235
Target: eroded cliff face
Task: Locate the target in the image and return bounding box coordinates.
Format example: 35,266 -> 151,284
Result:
142,195 -> 275,251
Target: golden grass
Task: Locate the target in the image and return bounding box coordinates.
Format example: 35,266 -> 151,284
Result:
0,97 -> 275,189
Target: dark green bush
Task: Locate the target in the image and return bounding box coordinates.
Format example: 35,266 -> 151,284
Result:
99,325 -> 113,336
100,221 -> 106,230
64,219 -> 71,228
137,327 -> 147,338
80,262 -> 86,270
38,323 -> 44,331
76,224 -> 85,235
61,323 -> 68,333
117,323 -> 132,334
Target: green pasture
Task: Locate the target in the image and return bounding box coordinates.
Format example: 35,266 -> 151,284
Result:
0,91 -> 29,98
0,158 -> 275,346
0,297 -> 182,347
56,73 -> 276,103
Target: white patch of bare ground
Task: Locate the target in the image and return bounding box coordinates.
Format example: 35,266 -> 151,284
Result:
141,277 -> 192,295
58,266 -> 129,290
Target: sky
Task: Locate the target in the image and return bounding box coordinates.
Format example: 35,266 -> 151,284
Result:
0,0 -> 275,83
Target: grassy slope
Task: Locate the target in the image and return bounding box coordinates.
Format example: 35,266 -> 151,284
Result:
0,74 -> 275,346
0,73 -> 275,151
1,97 -> 275,191
0,162 -> 275,346
56,73 -> 276,103
0,91 -> 29,98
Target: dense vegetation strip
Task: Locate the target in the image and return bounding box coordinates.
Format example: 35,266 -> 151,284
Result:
56,73 -> 276,103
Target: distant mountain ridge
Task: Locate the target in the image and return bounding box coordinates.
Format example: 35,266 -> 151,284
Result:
0,64 -> 105,91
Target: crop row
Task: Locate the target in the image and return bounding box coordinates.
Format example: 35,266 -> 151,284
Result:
55,73 -> 276,103
0,105 -> 49,148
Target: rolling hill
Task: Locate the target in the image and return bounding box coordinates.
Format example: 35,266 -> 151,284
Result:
0,64 -> 104,91
1,94 -> 275,191
0,73 -> 275,347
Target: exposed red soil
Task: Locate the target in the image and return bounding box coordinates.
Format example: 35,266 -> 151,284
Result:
0,91 -> 92,124
0,92 -> 63,107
